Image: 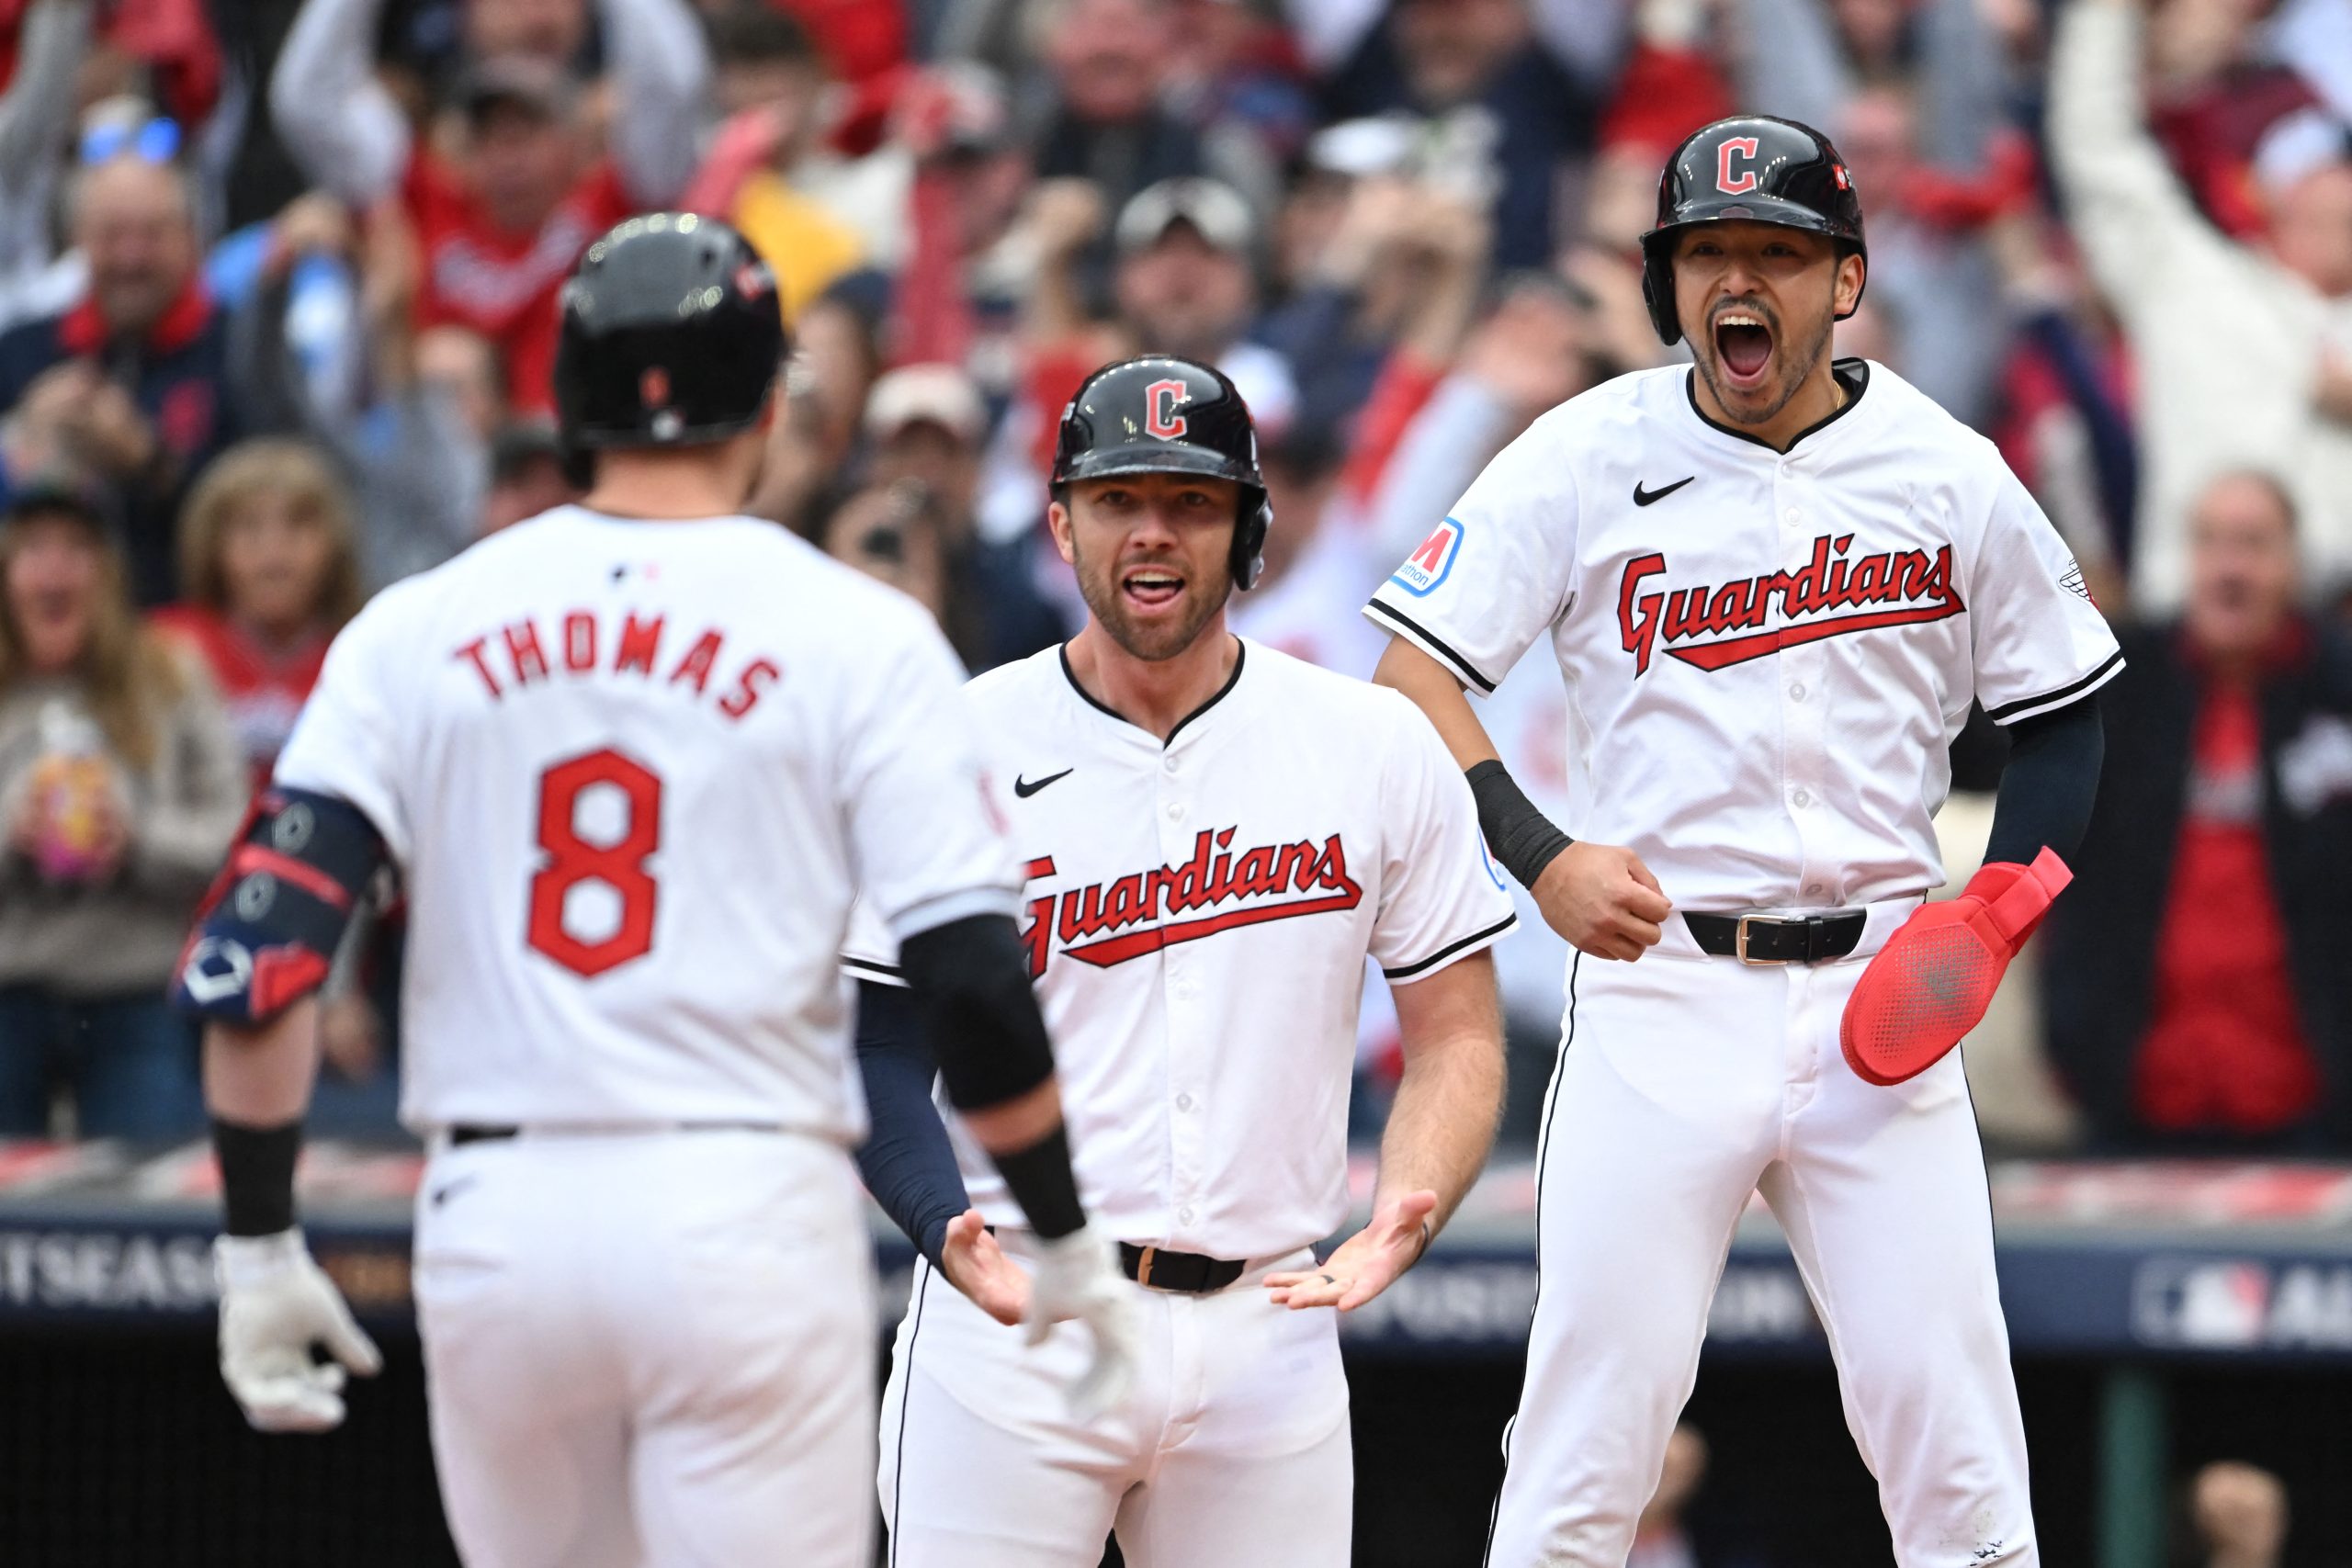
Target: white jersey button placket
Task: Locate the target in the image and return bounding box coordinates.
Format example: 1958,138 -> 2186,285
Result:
1161,744 -> 1207,1247
1155,750 -> 1204,1243
1774,466 -> 1837,906
1162,942 -> 1206,1245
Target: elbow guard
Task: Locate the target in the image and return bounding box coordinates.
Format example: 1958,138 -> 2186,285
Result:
899,913 -> 1057,1111
172,788 -> 387,1024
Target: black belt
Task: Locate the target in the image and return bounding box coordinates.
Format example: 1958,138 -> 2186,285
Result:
447,1122 -> 780,1145
1119,1243 -> 1245,1294
1681,909 -> 1866,964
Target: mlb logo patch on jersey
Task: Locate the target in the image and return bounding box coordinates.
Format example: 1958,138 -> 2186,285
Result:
1391,518 -> 1464,597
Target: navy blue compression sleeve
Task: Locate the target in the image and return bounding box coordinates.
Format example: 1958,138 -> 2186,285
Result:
1984,694 -> 2105,868
852,979 -> 971,1270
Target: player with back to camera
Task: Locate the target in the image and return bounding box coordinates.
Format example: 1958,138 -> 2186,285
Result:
172,213 -> 1136,1568
845,355 -> 1518,1566
1367,118 -> 2121,1565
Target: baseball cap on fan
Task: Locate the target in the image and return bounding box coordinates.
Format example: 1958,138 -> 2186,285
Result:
2252,107 -> 2352,197
915,62 -> 1014,159
864,364 -> 988,446
1114,177 -> 1255,256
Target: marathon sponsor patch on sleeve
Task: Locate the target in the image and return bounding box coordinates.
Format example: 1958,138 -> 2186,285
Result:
1389,518 -> 1464,597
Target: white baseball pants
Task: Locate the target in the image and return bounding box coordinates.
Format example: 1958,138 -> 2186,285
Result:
410,1127 -> 876,1568
1486,907 -> 2037,1567
878,1240 -> 1352,1567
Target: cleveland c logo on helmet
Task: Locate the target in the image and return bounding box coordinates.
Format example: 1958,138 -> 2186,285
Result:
1050,356 -> 1272,591
1144,380 -> 1190,440
1636,115 -> 1869,347
1715,138 -> 1761,195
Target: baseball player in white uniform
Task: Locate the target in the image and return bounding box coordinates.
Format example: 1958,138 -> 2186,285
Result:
172,215 -> 1136,1568
843,355 -> 1519,1566
1369,119 -> 2121,1565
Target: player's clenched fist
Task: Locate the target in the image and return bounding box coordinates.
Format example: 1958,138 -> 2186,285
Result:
1532,841 -> 1674,961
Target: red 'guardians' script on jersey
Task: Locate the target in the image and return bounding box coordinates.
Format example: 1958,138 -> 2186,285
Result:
1617,534 -> 1966,674
1019,828 -> 1363,976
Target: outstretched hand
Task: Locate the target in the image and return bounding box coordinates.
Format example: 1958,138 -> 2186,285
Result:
937,1209 -> 1028,1326
1265,1190 -> 1439,1313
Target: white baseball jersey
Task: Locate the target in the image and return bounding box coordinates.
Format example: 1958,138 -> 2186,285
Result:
845,639 -> 1516,1260
273,504 -> 1016,1136
1366,359 -> 2123,911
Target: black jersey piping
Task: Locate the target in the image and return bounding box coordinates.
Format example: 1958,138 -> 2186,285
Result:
843,956 -> 906,987
1982,649 -> 2124,724
887,1261 -> 933,1565
1481,951 -> 1581,1566
1382,914 -> 1520,981
1682,357 -> 1871,453
1363,600 -> 1499,694
1057,637 -> 1247,747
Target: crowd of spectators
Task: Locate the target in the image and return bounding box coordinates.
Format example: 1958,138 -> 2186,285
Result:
0,0 -> 2348,1160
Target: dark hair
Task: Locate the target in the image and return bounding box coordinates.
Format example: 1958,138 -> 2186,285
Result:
707,3 -> 819,67
0,482 -> 112,539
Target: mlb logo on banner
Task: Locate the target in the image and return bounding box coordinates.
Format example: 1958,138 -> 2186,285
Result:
1391,517 -> 1464,597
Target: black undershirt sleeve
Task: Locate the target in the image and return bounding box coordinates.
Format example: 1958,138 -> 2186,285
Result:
896,913 -> 1086,1240
851,981 -> 971,1270
898,914 -> 1056,1110
1983,694 -> 2105,868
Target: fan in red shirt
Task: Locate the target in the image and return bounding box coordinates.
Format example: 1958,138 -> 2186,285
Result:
267,0 -> 709,415
150,439 -> 364,789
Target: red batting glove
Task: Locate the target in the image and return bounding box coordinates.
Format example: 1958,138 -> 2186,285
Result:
1839,848 -> 2072,1087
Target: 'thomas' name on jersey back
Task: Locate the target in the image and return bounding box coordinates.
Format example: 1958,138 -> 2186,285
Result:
1367,360 -> 2124,912
846,641 -> 1517,1260
274,505 -> 1016,1137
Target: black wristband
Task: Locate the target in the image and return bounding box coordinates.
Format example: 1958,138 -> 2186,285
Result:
211,1117 -> 301,1236
1465,759 -> 1573,890
989,1122 -> 1086,1241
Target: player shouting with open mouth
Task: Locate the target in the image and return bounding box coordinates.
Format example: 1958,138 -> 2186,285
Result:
847,355 -> 1517,1567
1370,118 -> 2121,1566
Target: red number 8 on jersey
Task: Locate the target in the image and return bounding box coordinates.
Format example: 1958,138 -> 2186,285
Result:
527,747 -> 662,977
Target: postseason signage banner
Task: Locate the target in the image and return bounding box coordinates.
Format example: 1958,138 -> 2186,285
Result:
2,1145 -> 2349,1359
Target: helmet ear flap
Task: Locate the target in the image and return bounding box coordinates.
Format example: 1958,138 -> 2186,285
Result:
1641,241 -> 1682,346
1230,492 -> 1272,590
560,442 -> 595,491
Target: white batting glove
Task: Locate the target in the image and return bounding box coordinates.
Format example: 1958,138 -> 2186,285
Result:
214,1229 -> 382,1433
1022,1222 -> 1138,1423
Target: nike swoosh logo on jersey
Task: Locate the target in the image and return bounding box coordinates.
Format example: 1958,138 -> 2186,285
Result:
1013,769 -> 1073,798
430,1176 -> 481,1210
1633,476 -> 1696,507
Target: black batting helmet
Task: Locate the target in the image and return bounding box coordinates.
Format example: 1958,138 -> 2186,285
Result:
553,213 -> 785,477
1638,116 -> 1866,345
1049,355 -> 1272,590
